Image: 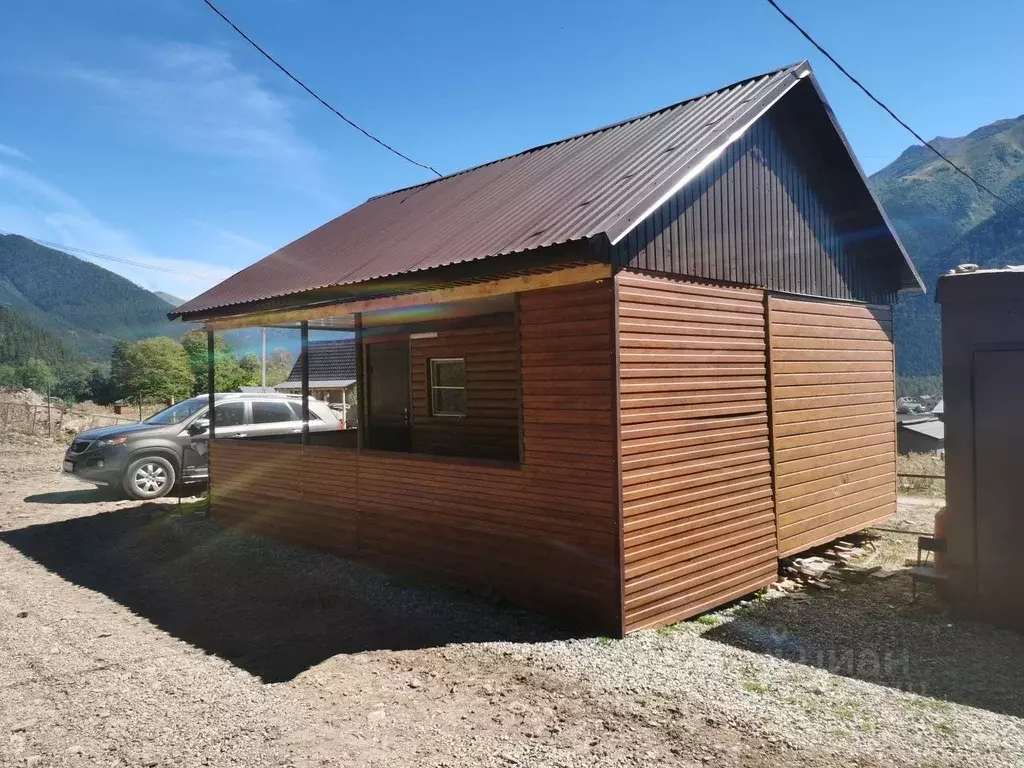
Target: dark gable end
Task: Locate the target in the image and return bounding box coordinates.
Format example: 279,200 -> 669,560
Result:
611,78 -> 916,304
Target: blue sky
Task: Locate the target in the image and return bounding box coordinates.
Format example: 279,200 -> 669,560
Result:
2,0 -> 1022,299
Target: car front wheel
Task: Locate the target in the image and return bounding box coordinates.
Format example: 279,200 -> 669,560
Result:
123,456 -> 176,500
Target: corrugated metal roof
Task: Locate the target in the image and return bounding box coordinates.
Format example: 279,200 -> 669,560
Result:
900,419 -> 945,441
174,62 -> 811,318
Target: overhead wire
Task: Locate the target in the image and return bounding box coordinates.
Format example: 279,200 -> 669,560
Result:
764,0 -> 1024,217
200,0 -> 444,178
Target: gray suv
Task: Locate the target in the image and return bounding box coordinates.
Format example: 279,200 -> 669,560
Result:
62,393 -> 342,499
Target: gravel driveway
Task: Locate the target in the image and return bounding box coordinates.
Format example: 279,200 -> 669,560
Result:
2,436 -> 1023,767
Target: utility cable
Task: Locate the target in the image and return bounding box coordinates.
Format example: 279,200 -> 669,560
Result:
201,0 -> 443,178
765,0 -> 1024,216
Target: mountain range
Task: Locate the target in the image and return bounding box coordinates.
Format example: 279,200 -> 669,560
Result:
870,115 -> 1024,376
0,234 -> 305,371
0,233 -> 182,361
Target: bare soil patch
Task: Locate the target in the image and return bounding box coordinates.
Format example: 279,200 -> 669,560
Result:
2,441 -> 1022,767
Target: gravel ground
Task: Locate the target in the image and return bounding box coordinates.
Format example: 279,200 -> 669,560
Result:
2,437 -> 1023,767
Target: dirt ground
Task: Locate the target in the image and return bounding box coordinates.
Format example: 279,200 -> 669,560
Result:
2,437 -> 1024,768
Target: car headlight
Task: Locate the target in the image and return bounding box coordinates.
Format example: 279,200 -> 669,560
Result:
94,436 -> 129,448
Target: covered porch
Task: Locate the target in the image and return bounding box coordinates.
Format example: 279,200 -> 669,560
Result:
199,263 -> 623,632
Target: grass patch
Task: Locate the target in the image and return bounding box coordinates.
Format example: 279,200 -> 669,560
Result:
693,614 -> 721,627
597,636 -> 615,646
655,622 -> 685,636
897,453 -> 945,498
910,697 -> 952,713
934,721 -> 958,736
743,681 -> 769,694
172,496 -> 208,515
833,703 -> 858,720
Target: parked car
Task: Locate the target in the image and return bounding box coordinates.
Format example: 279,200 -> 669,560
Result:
62,393 -> 342,499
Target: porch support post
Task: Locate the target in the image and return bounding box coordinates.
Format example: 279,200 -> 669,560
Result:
300,320 -> 310,445
206,328 -> 216,514
354,312 -> 364,452
206,329 -> 216,441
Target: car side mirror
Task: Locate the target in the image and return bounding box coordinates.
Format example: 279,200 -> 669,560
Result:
188,418 -> 210,436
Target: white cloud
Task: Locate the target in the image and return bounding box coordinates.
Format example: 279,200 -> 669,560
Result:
189,219 -> 268,255
0,144 -> 30,162
0,161 -> 234,300
67,42 -> 315,168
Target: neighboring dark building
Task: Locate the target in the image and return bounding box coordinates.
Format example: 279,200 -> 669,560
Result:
897,418 -> 944,454
171,62 -> 921,635
276,339 -> 357,407
937,266 -> 1024,630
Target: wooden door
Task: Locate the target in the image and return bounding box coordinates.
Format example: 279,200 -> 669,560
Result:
366,341 -> 411,451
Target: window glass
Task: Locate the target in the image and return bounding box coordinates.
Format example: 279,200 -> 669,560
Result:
145,399 -> 206,425
429,358 -> 467,417
252,400 -> 297,424
213,401 -> 246,427
286,401 -> 321,421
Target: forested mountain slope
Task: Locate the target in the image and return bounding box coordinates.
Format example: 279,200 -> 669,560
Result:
871,115 -> 1024,376
0,234 -> 182,360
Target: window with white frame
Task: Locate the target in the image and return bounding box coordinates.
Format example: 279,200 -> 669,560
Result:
429,358 -> 467,417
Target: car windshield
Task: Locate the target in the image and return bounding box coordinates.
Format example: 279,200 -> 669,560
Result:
144,399 -> 207,425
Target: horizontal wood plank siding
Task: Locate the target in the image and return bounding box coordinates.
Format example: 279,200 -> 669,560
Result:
617,272 -> 777,632
768,296 -> 897,556
210,280 -> 620,631
410,324 -> 519,461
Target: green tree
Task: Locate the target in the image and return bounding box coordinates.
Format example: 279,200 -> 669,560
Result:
239,353 -> 261,386
181,329 -> 248,393
109,340 -> 133,400
0,364 -> 19,388
20,358 -> 56,393
265,348 -> 294,387
115,337 -> 193,404
87,367 -> 115,404
53,365 -> 92,403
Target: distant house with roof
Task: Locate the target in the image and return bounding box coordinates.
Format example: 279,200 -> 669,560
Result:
898,418 -> 945,454
276,339 -> 357,422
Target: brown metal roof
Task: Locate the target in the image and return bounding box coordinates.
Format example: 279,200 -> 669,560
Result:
174,63 -> 817,318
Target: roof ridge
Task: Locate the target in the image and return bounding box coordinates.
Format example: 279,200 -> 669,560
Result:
367,61 -> 807,202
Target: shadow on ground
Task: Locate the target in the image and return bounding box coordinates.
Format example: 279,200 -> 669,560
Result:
703,569 -> 1024,719
0,506 -> 570,683
24,488 -> 121,505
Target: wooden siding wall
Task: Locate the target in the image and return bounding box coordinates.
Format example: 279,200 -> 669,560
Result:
409,324 -> 519,461
611,115 -> 899,305
768,296 -> 896,556
210,280 -> 621,631
616,272 -> 777,632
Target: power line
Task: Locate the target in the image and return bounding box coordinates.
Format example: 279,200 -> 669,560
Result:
764,0 -> 1024,217
0,229 -> 218,279
200,0 -> 443,179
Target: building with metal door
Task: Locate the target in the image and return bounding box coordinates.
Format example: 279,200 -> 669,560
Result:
937,267 -> 1024,630
170,62 -> 922,634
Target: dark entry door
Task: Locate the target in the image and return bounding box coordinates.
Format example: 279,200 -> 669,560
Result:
973,349 -> 1024,618
367,340 -> 410,451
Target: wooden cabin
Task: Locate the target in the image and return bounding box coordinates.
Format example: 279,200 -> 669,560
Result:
171,62 -> 922,635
